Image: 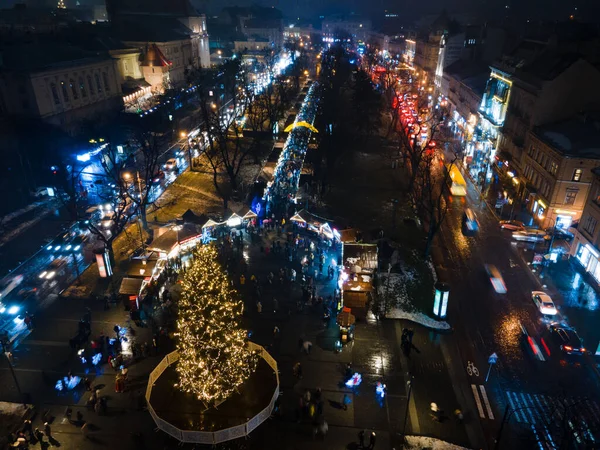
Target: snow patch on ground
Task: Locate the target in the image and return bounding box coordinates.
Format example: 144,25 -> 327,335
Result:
405,436 -> 470,450
377,272 -> 450,330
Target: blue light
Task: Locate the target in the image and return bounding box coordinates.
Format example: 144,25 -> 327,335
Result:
7,305 -> 19,315
92,353 -> 102,365
47,246 -> 53,251
77,153 -> 91,162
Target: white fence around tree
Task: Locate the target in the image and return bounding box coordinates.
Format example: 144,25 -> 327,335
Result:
145,342 -> 279,445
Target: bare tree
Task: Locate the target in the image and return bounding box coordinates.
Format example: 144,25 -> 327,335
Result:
192,59 -> 255,208
100,132 -> 165,234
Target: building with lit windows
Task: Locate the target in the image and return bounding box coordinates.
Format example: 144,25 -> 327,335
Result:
0,42 -> 122,134
321,15 -> 371,43
572,162 -> 600,284
497,53 -> 600,173
520,113 -> 600,229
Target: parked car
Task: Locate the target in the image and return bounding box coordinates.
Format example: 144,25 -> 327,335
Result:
484,264 -> 507,294
545,227 -> 575,242
164,158 -> 178,171
499,220 -> 526,231
153,170 -> 165,183
549,324 -> 585,355
532,291 -> 558,316
512,229 -> 547,242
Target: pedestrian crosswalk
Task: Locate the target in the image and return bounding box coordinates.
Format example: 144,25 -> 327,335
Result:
471,385 -> 495,420
505,391 -> 600,449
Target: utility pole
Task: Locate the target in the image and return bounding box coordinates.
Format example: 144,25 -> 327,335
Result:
0,336 -> 26,406
401,375 -> 414,446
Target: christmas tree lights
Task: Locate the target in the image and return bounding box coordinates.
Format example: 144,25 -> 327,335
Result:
175,245 -> 257,403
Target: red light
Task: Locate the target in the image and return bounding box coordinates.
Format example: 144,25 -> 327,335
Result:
541,338 -> 551,356
564,345 -> 572,351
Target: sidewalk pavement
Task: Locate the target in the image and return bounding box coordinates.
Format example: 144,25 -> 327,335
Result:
2,223 -> 475,449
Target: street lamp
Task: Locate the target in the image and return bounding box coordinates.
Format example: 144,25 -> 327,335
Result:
401,374 -> 414,442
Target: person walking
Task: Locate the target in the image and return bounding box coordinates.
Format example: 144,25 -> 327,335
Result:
302,340 -> 313,354
273,326 -> 280,341
358,429 -> 365,448
369,431 -> 376,449
343,393 -> 351,410
256,301 -> 263,313
240,274 -> 245,286
43,422 -> 52,439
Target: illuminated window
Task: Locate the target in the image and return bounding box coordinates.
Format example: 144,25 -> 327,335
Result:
550,161 -> 558,176
573,168 -> 583,182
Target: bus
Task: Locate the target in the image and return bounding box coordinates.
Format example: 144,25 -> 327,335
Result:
445,163 -> 467,196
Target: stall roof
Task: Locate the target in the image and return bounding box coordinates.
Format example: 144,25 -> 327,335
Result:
126,258 -> 158,278
289,209 -> 333,226
119,277 -> 144,296
340,228 -> 359,242
236,205 -> 257,220
149,224 -> 201,253
182,209 -> 209,225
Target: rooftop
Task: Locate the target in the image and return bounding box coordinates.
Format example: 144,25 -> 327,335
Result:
535,113 -> 600,158
444,60 -> 490,97
114,15 -> 195,42
0,41 -> 110,72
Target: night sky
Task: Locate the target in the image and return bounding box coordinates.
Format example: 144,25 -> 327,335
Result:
4,0 -> 598,25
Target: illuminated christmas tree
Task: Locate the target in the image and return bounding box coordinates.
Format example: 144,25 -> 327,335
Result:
57,0 -> 66,9
175,245 -> 257,404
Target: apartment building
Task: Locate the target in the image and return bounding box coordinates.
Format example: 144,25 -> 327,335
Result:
572,166 -> 600,284
520,114 -> 600,229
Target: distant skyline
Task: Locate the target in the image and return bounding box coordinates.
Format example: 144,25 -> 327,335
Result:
2,0 -> 598,25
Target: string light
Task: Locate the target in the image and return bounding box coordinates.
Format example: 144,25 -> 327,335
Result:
175,245 -> 257,403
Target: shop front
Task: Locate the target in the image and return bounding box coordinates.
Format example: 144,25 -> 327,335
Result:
575,242 -> 600,284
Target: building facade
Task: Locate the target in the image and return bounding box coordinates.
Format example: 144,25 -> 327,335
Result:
572,168 -> 600,284
321,15 -> 371,43
0,43 -> 122,134
520,119 -> 600,229
497,56 -> 600,173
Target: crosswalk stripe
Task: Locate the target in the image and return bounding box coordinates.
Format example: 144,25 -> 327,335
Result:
479,385 -> 495,420
471,384 -> 485,418
506,392 -> 523,422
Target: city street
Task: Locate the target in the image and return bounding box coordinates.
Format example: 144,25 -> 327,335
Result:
435,164 -> 600,448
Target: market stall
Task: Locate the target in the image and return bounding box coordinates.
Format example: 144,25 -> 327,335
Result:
290,209 -> 340,241
340,243 -> 378,317
118,277 -> 145,311
149,223 -> 202,259
336,307 -> 356,343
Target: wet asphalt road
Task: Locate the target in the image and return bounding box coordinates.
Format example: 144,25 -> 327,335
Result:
436,168 -> 600,447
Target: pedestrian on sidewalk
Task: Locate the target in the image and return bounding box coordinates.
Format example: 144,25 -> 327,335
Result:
358,429 -> 365,448
22,419 -> 32,438
302,341 -> 312,354
43,422 -> 51,438
34,428 -> 44,443
293,362 -> 303,379
256,301 -> 263,313
369,431 -> 376,449
81,423 -> 90,439
342,393 -> 351,410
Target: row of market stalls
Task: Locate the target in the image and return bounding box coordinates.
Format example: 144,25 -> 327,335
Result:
117,206 -> 258,308
262,82 -> 320,216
